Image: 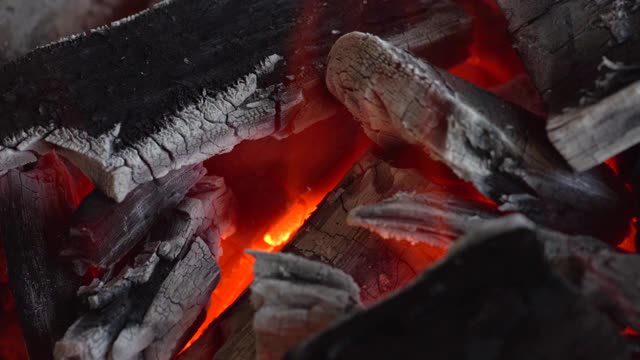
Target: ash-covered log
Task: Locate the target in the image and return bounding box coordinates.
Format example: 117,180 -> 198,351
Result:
0,153 -> 82,360
547,78 -> 640,171
350,193 -> 640,330
495,0 -> 640,113
286,215 -> 631,360
249,251 -> 361,360
326,31 -> 633,243
0,0 -> 471,202
55,176 -> 234,360
62,164 -> 206,274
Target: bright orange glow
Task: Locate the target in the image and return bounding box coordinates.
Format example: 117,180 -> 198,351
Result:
618,217 -> 638,253
180,111 -> 371,352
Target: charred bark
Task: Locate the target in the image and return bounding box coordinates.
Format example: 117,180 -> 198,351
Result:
55,176 -> 233,360
496,0 -> 640,113
326,32 -> 633,243
286,215 -> 630,360
0,153 -> 82,359
62,164 -> 206,273
0,0 -> 471,202
249,251 -> 361,360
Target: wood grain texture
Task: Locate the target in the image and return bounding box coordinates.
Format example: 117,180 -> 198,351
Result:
547,80 -> 640,171
0,153 -> 82,360
496,0 -> 640,112
326,32 -> 633,243
0,0 -> 471,201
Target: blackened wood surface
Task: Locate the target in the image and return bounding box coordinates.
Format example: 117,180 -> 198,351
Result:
287,216 -> 630,360
0,154 -> 82,360
0,0 -> 471,201
496,0 -> 640,112
63,164 -> 206,271
326,32 -> 634,244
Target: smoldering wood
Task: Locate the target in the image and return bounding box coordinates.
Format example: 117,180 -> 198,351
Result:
112,237 -> 220,360
56,176 -> 230,360
495,0 -> 640,112
0,0 -> 471,202
286,215 -> 631,360
326,31 -> 633,243
350,193 -> 640,330
348,192 -> 500,248
0,154 -> 82,360
249,251 -> 361,360
547,80 -> 640,171
62,164 -> 206,273
183,152 -> 454,360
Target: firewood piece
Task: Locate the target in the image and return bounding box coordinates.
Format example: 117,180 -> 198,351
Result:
53,297 -> 133,360
0,0 -> 471,202
348,192 -> 500,248
286,215 -> 631,360
350,194 -> 640,330
62,164 -> 206,273
0,153 -> 82,360
249,251 -> 361,360
326,31 -> 633,243
547,80 -> 640,171
111,237 -> 220,360
496,0 -> 640,112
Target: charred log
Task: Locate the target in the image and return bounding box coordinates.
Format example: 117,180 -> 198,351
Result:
0,153 -> 82,359
0,0 -> 471,202
495,0 -> 640,112
326,31 -> 633,243
55,176 -> 232,360
547,79 -> 640,171
249,251 -> 361,360
62,164 -> 206,273
286,215 -> 630,360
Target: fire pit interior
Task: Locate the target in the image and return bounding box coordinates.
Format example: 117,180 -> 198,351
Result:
0,0 -> 639,359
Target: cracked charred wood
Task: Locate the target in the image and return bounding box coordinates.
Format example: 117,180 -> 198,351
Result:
0,0 -> 139,64
249,251 -> 361,360
111,237 -> 220,360
0,153 -> 82,360
62,164 -> 206,273
350,194 -> 640,330
286,215 -> 631,360
326,31 -> 633,244
55,177 -> 229,360
547,79 -> 640,171
182,151 -> 456,360
0,0 -> 471,202
348,192 -> 500,248
495,0 -> 640,113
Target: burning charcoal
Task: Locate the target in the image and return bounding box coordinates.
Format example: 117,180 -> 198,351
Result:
326,31 -> 633,243
56,175 -> 231,360
249,251 -> 361,360
0,153 -> 82,359
112,237 -> 220,360
0,0 -> 471,202
62,164 -> 206,273
286,215 -> 631,360
495,0 -> 640,112
348,192 -> 500,248
350,194 -> 640,331
547,79 -> 640,171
